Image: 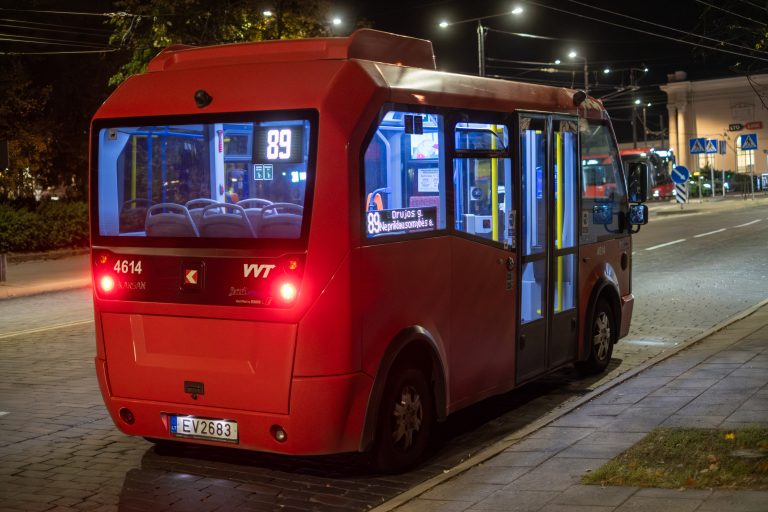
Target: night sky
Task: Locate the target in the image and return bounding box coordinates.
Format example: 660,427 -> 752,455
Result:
0,0 -> 760,144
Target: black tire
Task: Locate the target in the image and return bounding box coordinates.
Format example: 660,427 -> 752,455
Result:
371,366 -> 434,473
575,297 -> 615,376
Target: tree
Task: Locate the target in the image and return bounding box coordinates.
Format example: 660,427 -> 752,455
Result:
0,60 -> 54,200
107,0 -> 338,86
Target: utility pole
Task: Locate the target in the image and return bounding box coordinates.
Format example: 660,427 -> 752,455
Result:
477,21 -> 486,77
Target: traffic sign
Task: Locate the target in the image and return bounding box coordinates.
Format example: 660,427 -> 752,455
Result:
728,123 -> 743,131
719,140 -> 726,155
740,133 -> 758,151
671,165 -> 690,185
675,183 -> 688,204
689,137 -> 706,154
705,139 -> 718,154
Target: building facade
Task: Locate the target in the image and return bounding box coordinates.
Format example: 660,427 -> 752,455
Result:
661,74 -> 768,177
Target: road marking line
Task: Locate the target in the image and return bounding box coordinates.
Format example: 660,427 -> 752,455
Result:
0,319 -> 93,341
694,228 -> 726,238
0,412 -> 8,417
645,239 -> 686,251
734,219 -> 762,228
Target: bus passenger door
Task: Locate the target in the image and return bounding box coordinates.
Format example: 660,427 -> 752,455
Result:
449,121 -> 517,407
516,115 -> 579,383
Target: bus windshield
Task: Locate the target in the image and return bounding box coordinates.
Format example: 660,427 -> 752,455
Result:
95,114 -> 314,242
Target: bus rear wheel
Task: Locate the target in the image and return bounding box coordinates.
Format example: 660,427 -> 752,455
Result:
576,298 -> 615,376
371,366 -> 434,473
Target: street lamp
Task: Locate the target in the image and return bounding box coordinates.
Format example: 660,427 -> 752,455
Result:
568,50 -> 588,94
439,7 -> 524,77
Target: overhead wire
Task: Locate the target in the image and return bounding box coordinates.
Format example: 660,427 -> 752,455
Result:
522,0 -> 768,62
564,0 -> 768,55
695,0 -> 767,24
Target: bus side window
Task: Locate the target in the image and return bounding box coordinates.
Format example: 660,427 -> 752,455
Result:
580,120 -> 627,239
453,123 -> 512,246
363,110 -> 446,238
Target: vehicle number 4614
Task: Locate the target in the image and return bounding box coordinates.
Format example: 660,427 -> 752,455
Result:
114,259 -> 142,275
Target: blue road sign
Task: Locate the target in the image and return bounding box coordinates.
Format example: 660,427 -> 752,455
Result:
689,137 -> 706,154
719,140 -> 727,155
705,139 -> 718,154
671,165 -> 690,185
740,133 -> 758,151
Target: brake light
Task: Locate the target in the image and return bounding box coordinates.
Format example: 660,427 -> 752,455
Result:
279,282 -> 297,302
100,275 -> 115,293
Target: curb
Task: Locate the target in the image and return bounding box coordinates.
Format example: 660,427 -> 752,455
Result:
372,297 -> 768,512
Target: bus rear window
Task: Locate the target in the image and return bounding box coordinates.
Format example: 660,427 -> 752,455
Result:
95,115 -> 313,241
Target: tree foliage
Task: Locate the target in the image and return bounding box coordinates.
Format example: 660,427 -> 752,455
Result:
0,60 -> 54,199
108,0 -> 337,86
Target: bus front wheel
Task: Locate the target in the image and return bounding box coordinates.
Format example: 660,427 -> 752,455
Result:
371,366 -> 434,473
576,298 -> 615,376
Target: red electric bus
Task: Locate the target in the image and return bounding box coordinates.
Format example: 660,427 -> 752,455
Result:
90,29 -> 648,472
620,147 -> 675,200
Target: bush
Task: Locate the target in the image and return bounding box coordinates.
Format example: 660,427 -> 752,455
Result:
0,201 -> 88,253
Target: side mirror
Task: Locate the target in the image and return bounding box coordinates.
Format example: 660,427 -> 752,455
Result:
629,204 -> 648,226
627,162 -> 648,203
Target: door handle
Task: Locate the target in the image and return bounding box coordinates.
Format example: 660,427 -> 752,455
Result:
506,257 -> 515,271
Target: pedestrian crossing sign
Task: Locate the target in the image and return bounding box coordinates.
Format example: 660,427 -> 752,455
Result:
739,133 -> 758,151
705,139 -> 718,154
689,137 -> 706,154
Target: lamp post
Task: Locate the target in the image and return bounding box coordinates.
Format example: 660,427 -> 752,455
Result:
568,50 -> 588,94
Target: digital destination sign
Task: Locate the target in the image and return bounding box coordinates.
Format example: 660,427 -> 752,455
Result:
366,207 -> 438,237
253,124 -> 304,164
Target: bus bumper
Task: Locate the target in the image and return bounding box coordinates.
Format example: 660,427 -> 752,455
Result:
96,358 -> 373,455
619,293 -> 634,339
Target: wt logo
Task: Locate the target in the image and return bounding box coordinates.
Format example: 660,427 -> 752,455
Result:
244,264 -> 275,279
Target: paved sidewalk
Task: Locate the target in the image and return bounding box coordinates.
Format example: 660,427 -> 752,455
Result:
0,253 -> 90,300
385,305 -> 768,512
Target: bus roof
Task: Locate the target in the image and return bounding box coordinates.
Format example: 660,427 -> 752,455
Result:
97,29 -> 608,121
147,29 -> 437,73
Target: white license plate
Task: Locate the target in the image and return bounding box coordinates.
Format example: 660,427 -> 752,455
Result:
170,415 -> 238,443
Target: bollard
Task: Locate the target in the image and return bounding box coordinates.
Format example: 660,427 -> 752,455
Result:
0,253 -> 6,282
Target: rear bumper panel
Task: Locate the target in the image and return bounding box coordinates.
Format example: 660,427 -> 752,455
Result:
96,357 -> 372,455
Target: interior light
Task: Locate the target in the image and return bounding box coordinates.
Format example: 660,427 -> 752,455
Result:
100,275 -> 115,293
279,282 -> 297,302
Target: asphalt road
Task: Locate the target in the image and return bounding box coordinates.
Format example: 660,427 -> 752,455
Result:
0,198 -> 766,511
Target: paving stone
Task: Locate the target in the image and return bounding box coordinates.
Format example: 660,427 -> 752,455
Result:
548,485 -> 637,507
481,451 -> 554,468
503,458 -> 610,492
469,489 -> 558,511
613,495 -> 702,512
394,499 -> 472,512
458,466 -> 529,485
696,490 -> 768,512
421,482 -> 503,502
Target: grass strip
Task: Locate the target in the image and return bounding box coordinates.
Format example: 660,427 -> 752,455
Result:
582,427 -> 768,490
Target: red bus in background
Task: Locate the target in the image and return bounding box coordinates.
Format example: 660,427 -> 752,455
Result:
620,148 -> 675,200
90,29 -> 648,472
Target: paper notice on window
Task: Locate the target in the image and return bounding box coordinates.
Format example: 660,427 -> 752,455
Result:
418,168 -> 440,193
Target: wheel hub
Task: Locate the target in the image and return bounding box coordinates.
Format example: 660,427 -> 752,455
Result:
593,311 -> 611,361
392,385 -> 423,449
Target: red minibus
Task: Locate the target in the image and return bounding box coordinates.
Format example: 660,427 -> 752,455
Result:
90,29 -> 648,471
